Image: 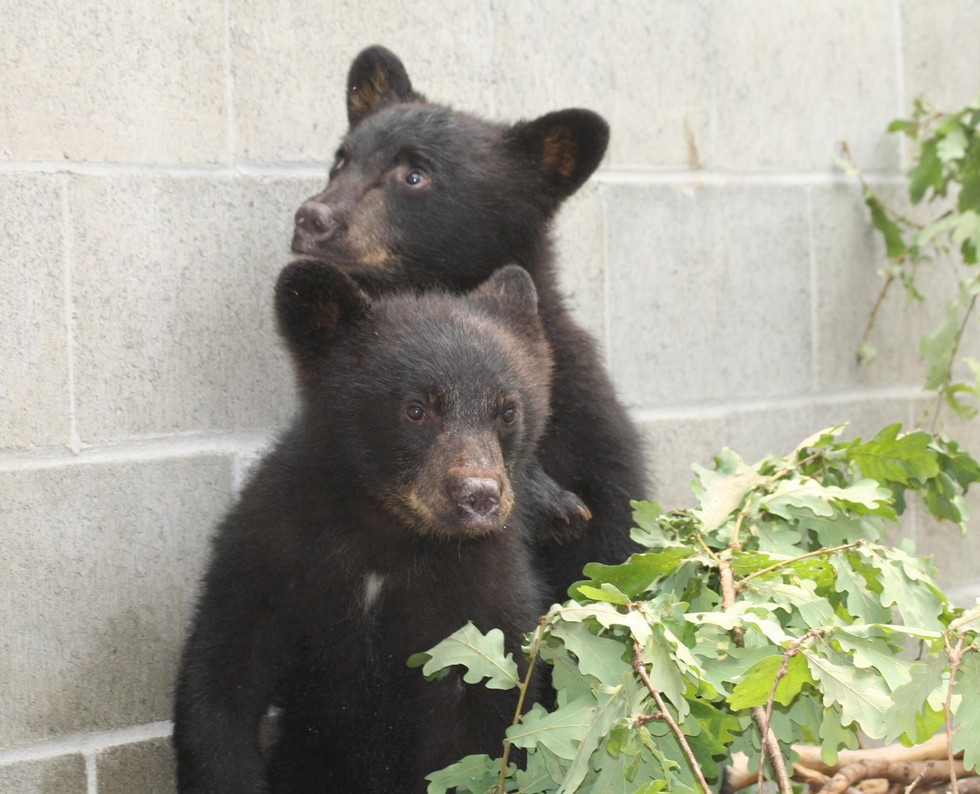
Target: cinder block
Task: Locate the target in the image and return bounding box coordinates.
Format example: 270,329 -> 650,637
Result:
640,396 -> 914,509
230,0 -> 495,162
491,0 -> 713,168
553,183 -> 607,346
97,738 -> 176,794
711,0 -> 899,172
69,175 -> 313,441
639,412 -> 728,509
0,1 -> 226,163
0,174 -> 70,450
0,755 -> 86,794
810,182 -> 955,390
902,0 -> 980,113
0,455 -> 232,746
604,183 -> 812,410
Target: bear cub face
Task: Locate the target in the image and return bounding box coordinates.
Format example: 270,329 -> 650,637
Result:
277,259 -> 553,539
291,45 -> 609,293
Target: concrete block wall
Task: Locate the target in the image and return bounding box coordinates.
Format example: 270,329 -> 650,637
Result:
1,1 -> 978,790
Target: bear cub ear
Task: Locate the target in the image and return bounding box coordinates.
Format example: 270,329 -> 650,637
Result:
471,265 -> 540,327
507,108 -> 610,203
275,260 -> 370,371
346,45 -> 422,127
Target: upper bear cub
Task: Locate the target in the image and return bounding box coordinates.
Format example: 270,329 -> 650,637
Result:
292,46 -> 648,600
174,261 -> 549,793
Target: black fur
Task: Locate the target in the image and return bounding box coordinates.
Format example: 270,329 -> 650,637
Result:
174,263 -> 550,793
292,45 -> 648,600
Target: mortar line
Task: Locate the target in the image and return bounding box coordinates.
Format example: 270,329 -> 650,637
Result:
892,0 -> 909,167
62,176 -> 81,454
598,184 -> 613,369
630,384 -> 927,424
85,752 -> 97,794
0,160 -> 906,186
224,0 -> 236,165
0,722 -> 172,766
0,429 -> 279,472
806,185 -> 820,392
485,0 -> 498,118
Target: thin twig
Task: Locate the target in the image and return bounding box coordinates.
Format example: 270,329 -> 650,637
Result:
739,542 -> 865,588
860,272 -> 896,357
631,641 -> 712,794
905,762 -> 931,794
945,635 -> 966,794
496,617 -> 547,793
840,140 -> 926,229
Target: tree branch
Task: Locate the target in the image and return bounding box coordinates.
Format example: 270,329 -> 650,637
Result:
631,641 -> 712,794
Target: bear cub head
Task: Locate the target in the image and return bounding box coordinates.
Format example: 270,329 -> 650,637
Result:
291,45 -> 609,293
276,259 -> 553,538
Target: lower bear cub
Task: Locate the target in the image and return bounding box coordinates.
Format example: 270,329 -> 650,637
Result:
174,261 -> 552,793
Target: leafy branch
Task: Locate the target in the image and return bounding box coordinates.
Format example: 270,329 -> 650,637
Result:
840,97 -> 980,428
420,423 -> 980,793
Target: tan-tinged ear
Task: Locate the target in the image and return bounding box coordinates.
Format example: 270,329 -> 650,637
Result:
275,260 -> 370,378
470,265 -> 540,326
346,45 -> 422,126
506,109 -> 609,203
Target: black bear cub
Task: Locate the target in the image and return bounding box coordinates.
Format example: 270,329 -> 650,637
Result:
174,261 -> 551,793
293,46 -> 648,601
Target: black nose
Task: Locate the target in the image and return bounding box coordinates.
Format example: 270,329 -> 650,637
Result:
293,200 -> 337,247
456,478 -> 501,517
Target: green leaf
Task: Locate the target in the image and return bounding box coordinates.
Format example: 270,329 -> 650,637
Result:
558,601 -> 652,647
936,125 -> 968,162
887,117 -> 917,135
865,547 -> 945,630
555,687 -> 624,794
834,626 -> 912,689
740,580 -> 836,628
817,704 -> 860,765
806,650 -> 893,739
691,448 -> 767,532
729,653 -> 814,710
410,622 -> 521,690
909,138 -> 944,203
551,621 -> 631,683
761,479 -> 835,520
833,555 -> 893,624
425,754 -> 500,794
959,174 -> 980,212
577,583 -> 632,606
881,658 -> 946,744
865,194 -> 907,259
508,696 -> 598,760
848,424 -> 940,485
921,289 -> 968,391
953,652 -> 980,770
580,548 -> 696,598
641,632 -> 688,718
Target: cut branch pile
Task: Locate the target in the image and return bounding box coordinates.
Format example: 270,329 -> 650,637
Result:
725,734 -> 978,794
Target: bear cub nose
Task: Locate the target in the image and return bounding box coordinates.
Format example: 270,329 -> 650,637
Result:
293,200 -> 337,244
456,478 -> 501,516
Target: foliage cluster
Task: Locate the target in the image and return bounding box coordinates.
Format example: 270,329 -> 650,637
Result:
414,425 -> 980,794
842,97 -> 980,424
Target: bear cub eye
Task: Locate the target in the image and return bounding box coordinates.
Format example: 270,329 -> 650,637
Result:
405,169 -> 428,188
393,162 -> 431,191
500,404 -> 518,424
405,403 -> 427,422
330,148 -> 348,176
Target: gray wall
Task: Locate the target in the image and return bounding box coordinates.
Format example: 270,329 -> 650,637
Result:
2,1 -> 979,790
